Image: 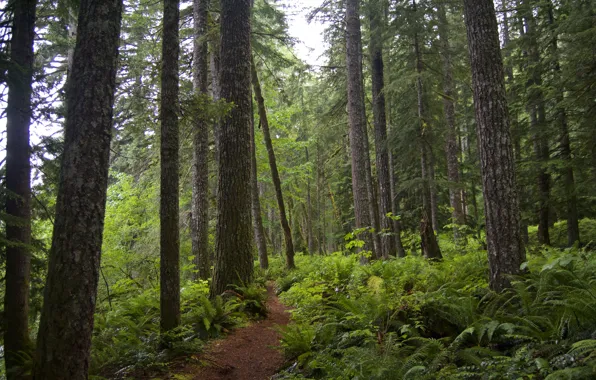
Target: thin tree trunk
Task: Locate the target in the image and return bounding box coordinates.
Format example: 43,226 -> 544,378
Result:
251,59 -> 295,269
4,0 -> 36,377
306,147 -> 315,254
388,151 -> 406,257
346,0 -> 375,262
463,0 -> 526,291
250,99 -> 269,269
191,0 -> 210,280
33,0 -> 123,377
547,2 -> 579,246
160,0 -> 181,333
413,0 -> 442,259
369,0 -> 396,259
211,0 -> 254,296
437,3 -> 465,230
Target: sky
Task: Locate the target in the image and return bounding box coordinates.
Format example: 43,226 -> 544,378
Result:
282,0 -> 328,67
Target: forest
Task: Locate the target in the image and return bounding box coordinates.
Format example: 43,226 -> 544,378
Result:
1,0 -> 595,379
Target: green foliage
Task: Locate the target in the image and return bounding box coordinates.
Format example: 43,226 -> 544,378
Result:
275,244 -> 596,379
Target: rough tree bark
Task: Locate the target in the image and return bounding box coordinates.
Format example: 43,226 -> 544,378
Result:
210,0 -> 254,296
463,0 -> 526,291
191,0 -> 210,280
346,0 -> 375,262
368,0 -> 399,258
251,59 -> 296,269
306,147 -> 315,254
413,0 -> 442,259
159,0 -> 181,333
4,0 -> 36,377
33,0 -> 123,377
437,4 -> 465,230
250,99 -> 269,269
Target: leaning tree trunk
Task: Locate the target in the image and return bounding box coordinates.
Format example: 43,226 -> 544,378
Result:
4,0 -> 36,377
413,1 -> 442,260
251,59 -> 295,269
159,0 -> 181,333
33,0 -> 123,378
191,0 -> 211,280
250,99 -> 269,269
463,0 -> 526,291
369,0 -> 398,258
437,3 -> 465,231
210,0 -> 254,296
346,0 -> 375,262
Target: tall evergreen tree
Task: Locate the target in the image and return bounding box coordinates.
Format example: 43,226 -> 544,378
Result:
250,97 -> 269,269
4,0 -> 37,377
191,0 -> 210,280
463,0 -> 525,291
159,0 -> 181,332
211,0 -> 254,296
33,0 -> 123,377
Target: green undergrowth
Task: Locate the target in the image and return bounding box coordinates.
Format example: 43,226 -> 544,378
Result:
90,280 -> 268,378
271,243 -> 596,379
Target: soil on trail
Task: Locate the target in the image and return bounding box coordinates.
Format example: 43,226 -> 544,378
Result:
176,285 -> 291,380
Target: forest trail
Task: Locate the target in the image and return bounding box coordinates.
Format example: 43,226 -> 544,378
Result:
174,285 -> 290,380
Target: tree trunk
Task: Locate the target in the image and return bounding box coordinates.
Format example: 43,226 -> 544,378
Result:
369,0 -> 396,259
191,0 -> 210,281
413,0 -> 442,259
159,0 -> 181,334
463,0 -> 526,291
437,3 -> 465,230
251,59 -> 295,269
4,0 -> 36,377
306,147 -> 315,254
547,2 -> 579,246
523,3 -> 551,245
346,0 -> 375,262
250,100 -> 269,269
211,0 -> 254,296
33,0 -> 123,377
388,151 -> 406,257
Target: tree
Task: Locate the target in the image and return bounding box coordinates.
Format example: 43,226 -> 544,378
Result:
159,0 -> 180,333
368,0 -> 405,258
33,0 -> 123,377
210,0 -> 254,296
463,0 -> 525,291
251,58 -> 295,269
250,97 -> 269,269
191,0 -> 210,280
346,0 -> 375,261
4,0 -> 37,377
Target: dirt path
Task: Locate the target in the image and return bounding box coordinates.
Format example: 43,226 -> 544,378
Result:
176,285 -> 290,380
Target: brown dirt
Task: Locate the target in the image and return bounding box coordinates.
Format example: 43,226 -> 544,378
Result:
174,285 -> 291,380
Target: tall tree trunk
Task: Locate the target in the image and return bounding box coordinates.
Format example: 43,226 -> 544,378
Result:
210,12 -> 221,166
388,151 -> 406,257
159,0 -> 181,333
369,0 -> 396,259
429,149 -> 440,233
523,3 -> 551,245
413,0 -> 442,259
191,0 -> 210,280
250,100 -> 269,269
211,0 -> 254,296
463,0 -> 526,291
251,59 -> 295,269
4,0 -> 36,377
33,0 -> 123,377
306,147 -> 315,254
437,3 -> 465,230
547,2 -> 579,246
346,0 -> 375,262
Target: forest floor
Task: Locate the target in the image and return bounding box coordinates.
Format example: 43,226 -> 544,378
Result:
168,284 -> 291,380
